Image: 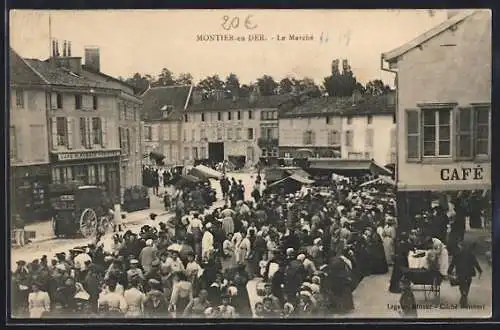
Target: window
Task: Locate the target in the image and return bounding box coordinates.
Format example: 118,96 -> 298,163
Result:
228,112 -> 232,120
92,117 -> 102,145
456,106 -> 491,159
98,164 -> 106,184
328,130 -> 339,145
200,128 -> 206,139
144,126 -> 152,141
365,128 -> 374,148
15,89 -> 24,108
248,111 -> 253,120
423,109 -> 451,157
184,114 -> 189,123
218,112 -> 222,121
347,116 -> 353,125
236,128 -> 242,140
56,117 -> 68,146
367,115 -> 373,125
191,129 -> 196,141
92,95 -> 98,110
80,118 -> 88,148
227,128 -> 233,140
51,168 -> 61,184
193,147 -> 199,160
345,130 -> 353,147
10,126 -> 16,160
326,116 -> 331,125
303,130 -> 315,145
217,128 -> 223,140
200,146 -> 207,159
87,165 -> 97,184
75,95 -> 82,110
237,111 -> 242,120
201,113 -> 205,122
247,128 -> 254,140
183,147 -> 189,160
183,129 -> 187,141
57,93 -> 63,109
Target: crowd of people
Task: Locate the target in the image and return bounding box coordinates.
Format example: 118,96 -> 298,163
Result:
11,170 -> 488,319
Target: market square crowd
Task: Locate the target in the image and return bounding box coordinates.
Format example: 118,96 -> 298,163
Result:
11,169 -> 488,319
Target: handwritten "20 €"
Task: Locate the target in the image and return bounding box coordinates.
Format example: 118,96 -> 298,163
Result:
221,15 -> 258,30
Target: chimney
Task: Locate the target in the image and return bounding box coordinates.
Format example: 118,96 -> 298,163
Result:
52,40 -> 56,57
342,59 -> 349,72
55,40 -> 60,56
68,41 -> 72,56
63,41 -> 67,56
84,47 -> 100,72
447,9 -> 461,19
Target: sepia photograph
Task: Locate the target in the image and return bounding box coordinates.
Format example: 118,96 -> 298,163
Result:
8,9 -> 492,320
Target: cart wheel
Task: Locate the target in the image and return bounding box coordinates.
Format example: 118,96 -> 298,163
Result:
80,208 -> 98,238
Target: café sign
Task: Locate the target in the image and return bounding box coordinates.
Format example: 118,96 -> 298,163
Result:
56,150 -> 121,161
440,165 -> 485,181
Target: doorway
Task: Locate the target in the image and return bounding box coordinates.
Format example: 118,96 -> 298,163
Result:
208,142 -> 224,163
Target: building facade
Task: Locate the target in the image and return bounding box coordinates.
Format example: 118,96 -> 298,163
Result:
10,49 -> 52,221
279,93 -> 395,164
183,90 -> 289,166
141,85 -> 190,166
382,10 -> 491,230
340,99 -> 396,166
15,42 -> 143,207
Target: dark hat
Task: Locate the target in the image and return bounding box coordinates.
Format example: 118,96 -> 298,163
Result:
16,260 -> 26,266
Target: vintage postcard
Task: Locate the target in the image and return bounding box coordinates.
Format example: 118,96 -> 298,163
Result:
9,9 -> 492,320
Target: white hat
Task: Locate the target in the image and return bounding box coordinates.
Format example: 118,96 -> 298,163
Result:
56,264 -> 66,271
228,286 -> 238,296
146,239 -> 153,246
205,222 -> 212,229
313,237 -> 322,245
130,259 -> 139,264
286,248 -> 295,255
297,254 -> 306,261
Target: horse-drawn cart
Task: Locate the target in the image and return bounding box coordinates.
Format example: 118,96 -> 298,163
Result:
49,182 -> 112,238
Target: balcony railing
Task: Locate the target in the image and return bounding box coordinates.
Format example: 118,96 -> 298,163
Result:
257,137 -> 279,149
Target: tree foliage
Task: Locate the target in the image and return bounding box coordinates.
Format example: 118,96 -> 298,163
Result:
257,75 -> 278,96
176,72 -> 193,85
323,64 -> 362,97
125,73 -> 153,94
364,79 -> 391,96
197,75 -> 225,99
225,73 -> 241,96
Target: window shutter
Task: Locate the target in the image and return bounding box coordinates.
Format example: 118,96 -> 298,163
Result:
87,118 -> 93,149
455,107 -> 474,160
67,117 -> 74,149
406,109 -> 421,162
311,131 -> 316,144
51,93 -> 58,109
51,117 -> 58,149
101,117 -> 107,148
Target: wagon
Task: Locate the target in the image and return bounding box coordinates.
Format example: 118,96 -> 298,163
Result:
49,182 -> 112,238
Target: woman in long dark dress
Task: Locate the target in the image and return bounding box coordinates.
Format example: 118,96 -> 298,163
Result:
366,227 -> 388,275
389,232 -> 410,293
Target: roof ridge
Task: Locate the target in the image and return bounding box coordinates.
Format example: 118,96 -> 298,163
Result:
382,9 -> 478,61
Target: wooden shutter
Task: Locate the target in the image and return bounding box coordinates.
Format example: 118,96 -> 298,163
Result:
455,107 -> 473,160
101,117 -> 107,148
51,117 -> 58,149
126,128 -> 131,154
87,118 -> 93,149
51,92 -> 58,109
67,117 -> 74,149
405,109 -> 421,162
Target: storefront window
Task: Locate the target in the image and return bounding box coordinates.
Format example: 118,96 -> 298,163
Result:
98,164 -> 106,183
88,165 -> 97,184
32,182 -> 46,207
51,167 -> 62,184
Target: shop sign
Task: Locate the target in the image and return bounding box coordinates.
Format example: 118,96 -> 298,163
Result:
440,165 -> 485,181
56,150 -> 121,161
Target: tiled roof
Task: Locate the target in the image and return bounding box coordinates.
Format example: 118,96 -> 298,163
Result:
186,94 -> 292,112
10,48 -> 47,86
382,10 -> 477,61
141,85 -> 191,121
280,92 -> 395,118
23,58 -> 116,89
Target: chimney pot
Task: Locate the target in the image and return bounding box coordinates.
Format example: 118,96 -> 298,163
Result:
84,47 -> 100,72
63,41 -> 67,57
68,42 -> 72,56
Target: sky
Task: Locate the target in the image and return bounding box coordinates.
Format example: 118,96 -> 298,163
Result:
10,9 -> 450,87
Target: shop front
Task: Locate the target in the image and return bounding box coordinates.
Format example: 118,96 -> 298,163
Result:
11,164 -> 51,223
50,149 -> 121,202
396,162 -> 491,233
